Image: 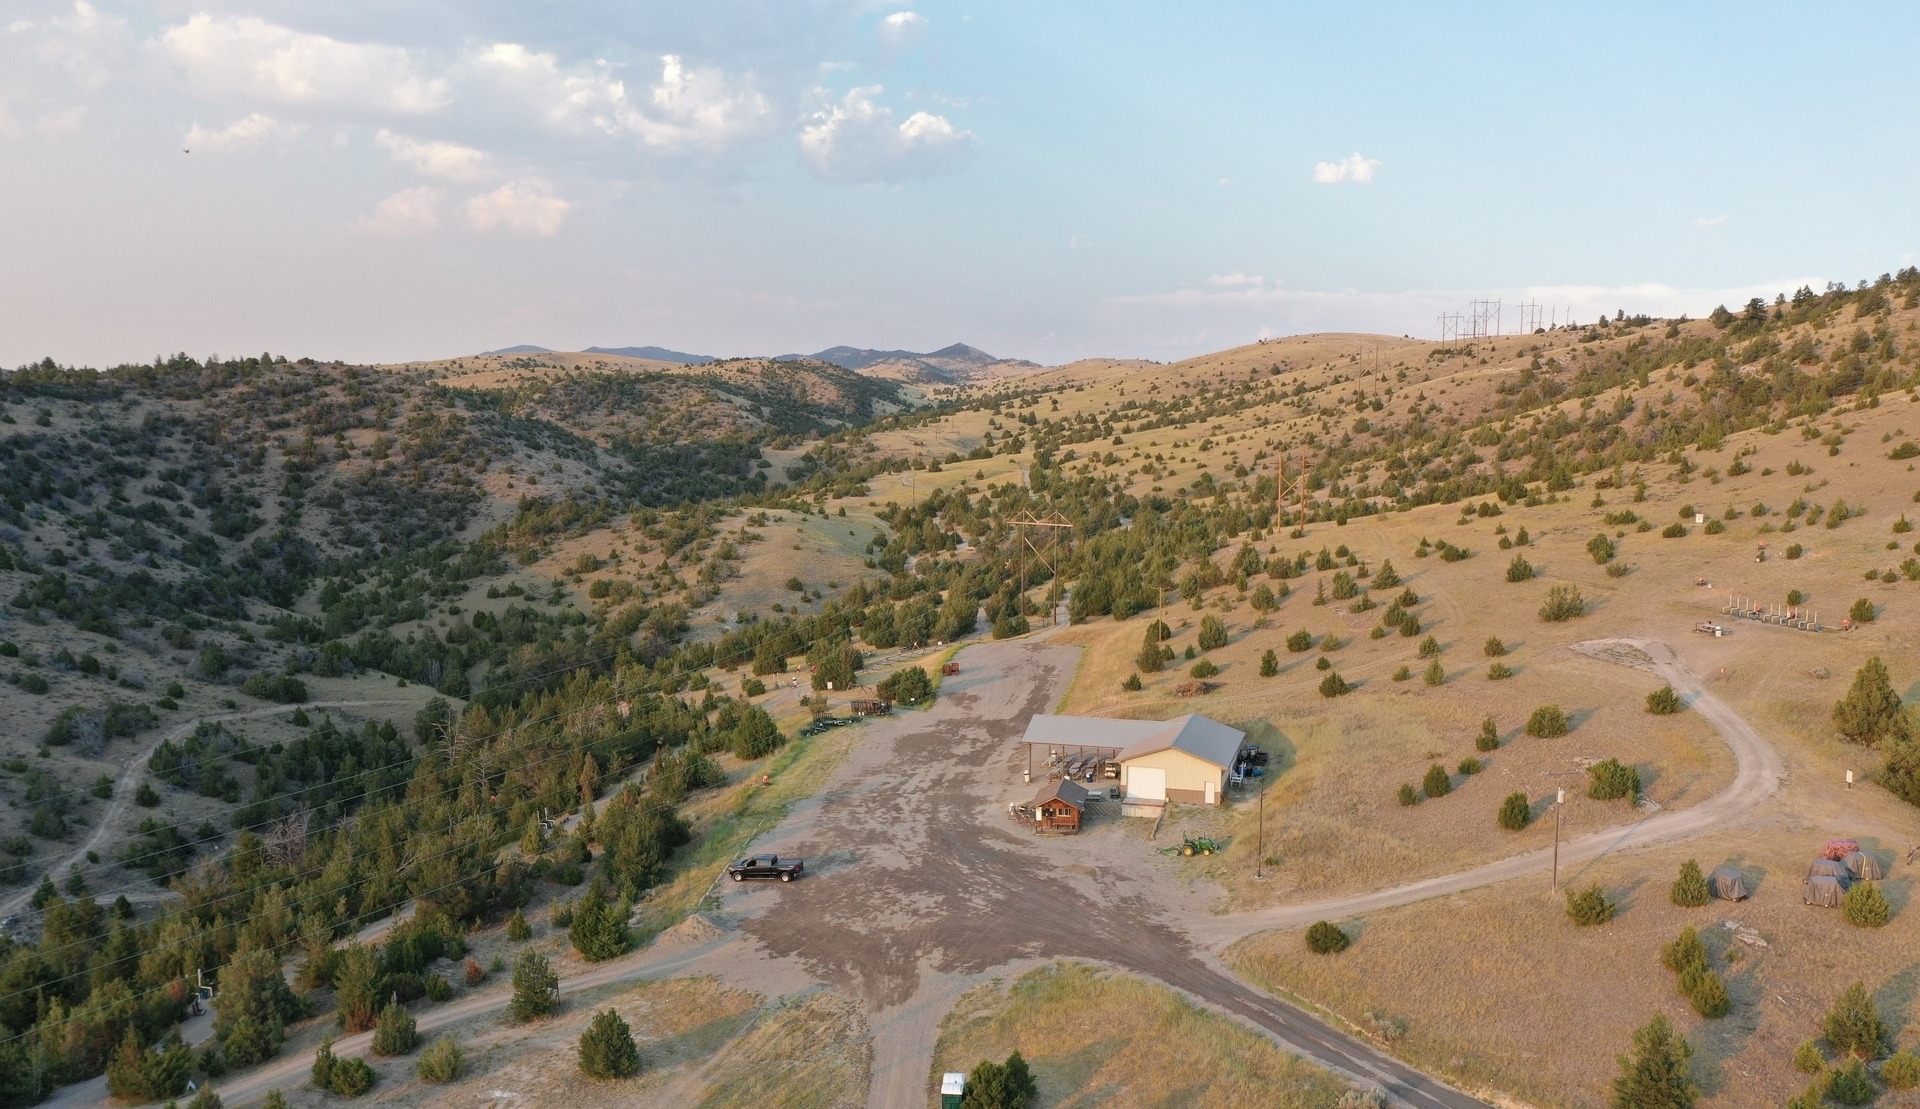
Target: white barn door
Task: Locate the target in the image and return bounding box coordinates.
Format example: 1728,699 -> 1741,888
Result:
1131,766 -> 1167,801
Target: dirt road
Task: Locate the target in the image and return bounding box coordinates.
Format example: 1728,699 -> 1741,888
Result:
1186,637 -> 1786,945
88,635 -> 1781,1109
0,700 -> 402,922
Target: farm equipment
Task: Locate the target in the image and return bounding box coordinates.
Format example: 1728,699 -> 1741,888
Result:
1694,621 -> 1726,637
1007,803 -> 1033,825
941,661 -> 961,676
851,699 -> 893,716
1162,836 -> 1220,857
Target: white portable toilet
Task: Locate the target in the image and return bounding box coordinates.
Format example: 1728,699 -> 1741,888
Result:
940,1072 -> 967,1108
1694,513 -> 1705,525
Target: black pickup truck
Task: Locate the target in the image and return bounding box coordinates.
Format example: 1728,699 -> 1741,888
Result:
727,853 -> 805,882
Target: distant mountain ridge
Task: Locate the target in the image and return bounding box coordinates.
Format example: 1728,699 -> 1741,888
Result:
478,341 -> 1036,382
780,342 -> 1038,384
583,345 -> 715,365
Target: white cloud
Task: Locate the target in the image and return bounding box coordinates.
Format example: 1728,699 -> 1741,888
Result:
1312,152 -> 1381,185
1208,273 -> 1264,287
375,129 -> 488,180
156,14 -> 449,115
1694,214 -> 1729,229
8,1 -> 127,94
798,85 -> 973,184
465,181 -> 569,236
878,12 -> 929,60
183,112 -> 291,151
357,186 -> 444,235
476,46 -> 773,150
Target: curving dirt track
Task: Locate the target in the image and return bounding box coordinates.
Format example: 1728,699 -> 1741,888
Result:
88,635 -> 1783,1109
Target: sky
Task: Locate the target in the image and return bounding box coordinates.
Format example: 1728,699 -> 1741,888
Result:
3,1 -> 1917,368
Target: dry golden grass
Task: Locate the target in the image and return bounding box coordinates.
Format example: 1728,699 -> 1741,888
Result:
930,962 -> 1355,1108
1229,810 -> 1920,1109
351,974 -> 867,1109
696,990 -> 870,1109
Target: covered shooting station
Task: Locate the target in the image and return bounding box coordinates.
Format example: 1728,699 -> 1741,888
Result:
1019,713 -> 1245,814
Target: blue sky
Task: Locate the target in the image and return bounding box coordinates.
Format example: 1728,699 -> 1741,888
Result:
3,1 -> 1915,367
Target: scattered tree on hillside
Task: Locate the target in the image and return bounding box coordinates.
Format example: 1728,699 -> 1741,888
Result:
1833,657 -> 1903,744
1611,1013 -> 1697,1109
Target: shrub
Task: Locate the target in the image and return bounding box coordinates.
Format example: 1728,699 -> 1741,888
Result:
1848,597 -> 1875,624
372,1000 -> 418,1056
1841,881 -> 1890,928
509,950 -> 560,1021
1792,1039 -> 1826,1075
1566,883 -> 1616,926
1825,1059 -> 1875,1106
464,958 -> 486,987
1538,584 -> 1586,622
1315,656 -> 1331,671
1823,981 -> 1886,1059
1286,629 -> 1313,652
1880,1049 -> 1920,1090
1506,554 -> 1535,582
1611,1013 -> 1696,1109
1646,685 -> 1682,715
1661,926 -> 1706,974
1670,860 -> 1710,908
1304,921 -> 1351,954
1662,522 -> 1688,538
424,972 -> 452,1002
1415,634 -> 1439,658
1497,792 -> 1531,830
1189,659 -> 1219,679
1682,965 -> 1730,1018
1373,560 -> 1400,587
506,908 -> 532,942
1457,757 -> 1482,775
1197,616 -> 1228,651
1526,705 -> 1569,737
328,1056 -> 376,1098
1397,783 -> 1419,807
1487,662 -> 1513,680
1135,638 -> 1166,674
417,1034 -> 464,1083
1423,659 -> 1445,687
1258,649 -> 1278,677
1318,671 -> 1349,697
1121,673 -> 1142,691
1476,718 -> 1499,751
963,1052 -> 1039,1109
1786,542 -> 1804,559
1832,657 -> 1903,744
875,665 -> 934,706
1391,665 -> 1411,682
578,1008 -> 641,1079
1587,758 -> 1639,801
1587,534 -> 1616,564
1483,636 -> 1507,657
1422,763 -> 1451,798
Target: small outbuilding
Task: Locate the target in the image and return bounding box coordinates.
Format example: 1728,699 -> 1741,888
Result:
1029,779 -> 1090,834
1708,866 -> 1749,901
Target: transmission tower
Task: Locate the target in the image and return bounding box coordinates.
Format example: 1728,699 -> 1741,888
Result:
1514,301 -> 1542,334
1010,510 -> 1074,619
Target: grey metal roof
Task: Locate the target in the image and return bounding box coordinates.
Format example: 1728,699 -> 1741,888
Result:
1030,778 -> 1091,808
1020,713 -> 1245,771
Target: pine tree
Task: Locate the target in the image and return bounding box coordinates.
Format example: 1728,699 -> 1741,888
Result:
372,1000 -> 419,1056
311,1036 -> 337,1090
1611,1013 -> 1697,1109
507,908 -> 532,942
510,950 -> 560,1021
1669,860 -> 1710,907
521,816 -> 545,857
1842,881 -> 1890,928
1423,658 -> 1445,686
569,880 -> 630,962
332,944 -> 381,1033
1833,657 -> 1902,743
1497,792 -> 1531,830
264,1092 -> 290,1109
1259,649 -> 1278,677
1823,981 -> 1886,1059
417,1034 -> 465,1083
578,1008 -> 641,1078
1477,717 -> 1500,751
1422,763 -> 1451,798
215,945 -> 304,1067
